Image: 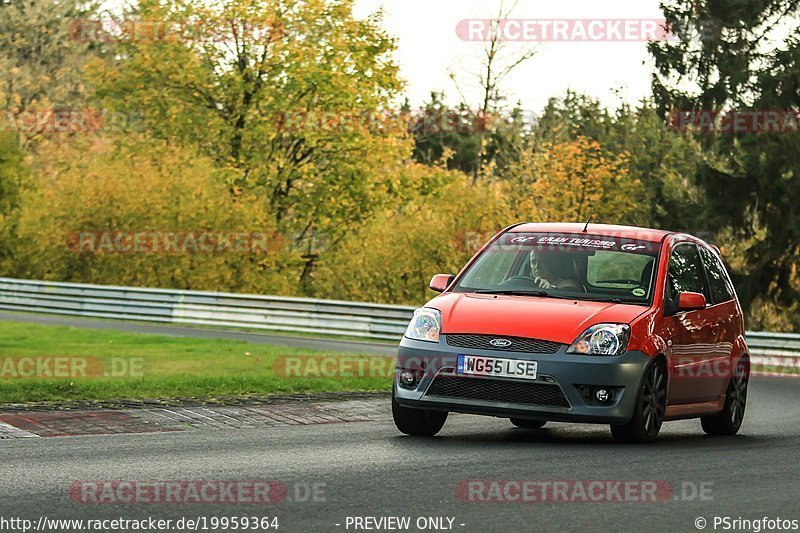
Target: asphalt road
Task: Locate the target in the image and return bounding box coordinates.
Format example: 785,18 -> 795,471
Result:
0,378 -> 798,533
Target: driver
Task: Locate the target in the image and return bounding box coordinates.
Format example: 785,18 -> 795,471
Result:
529,249 -> 580,291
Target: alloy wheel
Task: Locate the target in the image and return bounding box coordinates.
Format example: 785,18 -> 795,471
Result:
729,361 -> 749,428
641,363 -> 667,437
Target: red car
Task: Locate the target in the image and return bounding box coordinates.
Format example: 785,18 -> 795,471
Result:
393,223 -> 749,443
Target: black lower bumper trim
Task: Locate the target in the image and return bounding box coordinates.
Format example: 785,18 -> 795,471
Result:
425,375 -> 570,408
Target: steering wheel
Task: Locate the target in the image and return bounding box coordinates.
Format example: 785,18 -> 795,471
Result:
498,275 -> 539,287
499,276 -> 589,294
571,282 -> 589,294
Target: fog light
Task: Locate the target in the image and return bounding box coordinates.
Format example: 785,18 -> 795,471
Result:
400,371 -> 417,388
595,389 -> 611,403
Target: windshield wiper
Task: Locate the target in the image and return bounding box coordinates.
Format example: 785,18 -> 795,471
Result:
473,289 -> 577,300
474,290 -> 647,305
578,296 -> 646,305
474,289 -> 550,297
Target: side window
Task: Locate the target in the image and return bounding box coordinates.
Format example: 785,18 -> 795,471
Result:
699,246 -> 736,304
587,251 -> 655,292
667,244 -> 707,302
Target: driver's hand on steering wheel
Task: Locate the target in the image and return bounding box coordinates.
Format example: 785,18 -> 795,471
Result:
534,277 -> 553,289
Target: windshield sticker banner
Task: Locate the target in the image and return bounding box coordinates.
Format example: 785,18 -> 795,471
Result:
502,234 -> 659,254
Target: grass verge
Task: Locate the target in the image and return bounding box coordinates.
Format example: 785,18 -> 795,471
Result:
0,321 -> 393,404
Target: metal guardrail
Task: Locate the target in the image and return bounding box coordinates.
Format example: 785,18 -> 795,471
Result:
0,277 -> 415,341
743,331 -> 800,357
0,278 -> 797,357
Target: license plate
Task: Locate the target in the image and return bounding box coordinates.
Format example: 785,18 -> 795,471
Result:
456,355 -> 537,381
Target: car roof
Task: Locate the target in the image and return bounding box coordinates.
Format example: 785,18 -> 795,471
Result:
509,223 -> 672,243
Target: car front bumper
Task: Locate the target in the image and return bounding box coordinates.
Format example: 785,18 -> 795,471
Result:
393,336 -> 653,425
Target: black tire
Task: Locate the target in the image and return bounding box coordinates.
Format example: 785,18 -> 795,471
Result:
392,393 -> 447,436
510,418 -> 547,429
611,359 -> 667,443
701,357 -> 749,436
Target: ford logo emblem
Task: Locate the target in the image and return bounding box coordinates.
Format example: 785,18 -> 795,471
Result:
489,338 -> 512,348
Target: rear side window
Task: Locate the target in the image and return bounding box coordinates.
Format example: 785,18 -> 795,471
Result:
667,243 -> 707,300
699,246 -> 735,304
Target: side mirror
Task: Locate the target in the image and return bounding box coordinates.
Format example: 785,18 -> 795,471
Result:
677,292 -> 707,312
429,274 -> 455,293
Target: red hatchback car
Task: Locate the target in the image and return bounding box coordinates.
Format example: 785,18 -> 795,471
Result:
393,223 -> 750,443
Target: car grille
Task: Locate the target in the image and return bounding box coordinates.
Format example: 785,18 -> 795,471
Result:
425,375 -> 570,408
445,334 -> 562,354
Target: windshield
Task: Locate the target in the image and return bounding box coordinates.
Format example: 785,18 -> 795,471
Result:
453,232 -> 660,304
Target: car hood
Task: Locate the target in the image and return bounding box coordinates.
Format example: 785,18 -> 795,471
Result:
429,293 -> 648,345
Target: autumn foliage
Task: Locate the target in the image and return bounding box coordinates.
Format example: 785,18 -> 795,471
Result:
0,0 -> 796,331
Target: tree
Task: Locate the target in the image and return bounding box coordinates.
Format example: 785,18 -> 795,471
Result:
650,0 -> 800,325
504,136 -> 644,225
0,0 -> 99,146
314,167 -> 507,304
0,132 -> 26,267
604,104 -> 704,233
409,92 -> 529,183
10,134 -> 288,293
526,92 -> 705,231
409,92 -> 481,173
450,0 -> 537,183
530,92 -> 615,147
89,0 -> 410,289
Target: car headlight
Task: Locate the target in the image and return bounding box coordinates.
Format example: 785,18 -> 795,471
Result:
567,324 -> 630,356
404,308 -> 442,343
